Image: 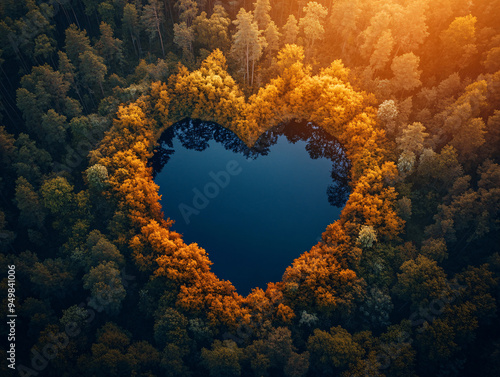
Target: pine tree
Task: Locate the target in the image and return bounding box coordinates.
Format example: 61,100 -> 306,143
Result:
264,21 -> 281,58
282,15 -> 299,45
369,30 -> 393,72
298,2 -> 328,54
440,14 -> 478,71
122,3 -> 141,56
390,53 -> 422,93
253,0 -> 271,30
231,9 -> 266,86
193,5 -> 232,53
64,24 -> 92,64
95,22 -> 124,72
173,22 -> 194,60
330,0 -> 361,56
175,0 -> 198,27
141,0 -> 166,57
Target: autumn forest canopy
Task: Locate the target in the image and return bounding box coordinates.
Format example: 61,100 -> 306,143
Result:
0,0 -> 500,376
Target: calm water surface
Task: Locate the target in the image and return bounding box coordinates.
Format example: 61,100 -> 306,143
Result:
150,119 -> 350,294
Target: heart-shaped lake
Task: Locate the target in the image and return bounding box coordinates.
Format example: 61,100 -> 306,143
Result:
149,119 -> 350,294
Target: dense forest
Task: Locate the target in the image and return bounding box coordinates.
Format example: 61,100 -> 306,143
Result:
1,0 -> 499,376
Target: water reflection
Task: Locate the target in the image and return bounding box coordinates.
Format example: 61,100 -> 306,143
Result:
149,118 -> 351,208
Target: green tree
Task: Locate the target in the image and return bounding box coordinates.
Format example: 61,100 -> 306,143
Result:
266,327 -> 295,367
175,0 -> 198,27
329,0 -> 361,56
122,3 -> 141,56
298,2 -> 328,54
450,117 -> 486,164
420,238 -> 448,262
231,9 -> 265,86
64,24 -> 92,64
414,318 -> 458,371
30,258 -> 74,298
378,99 -> 398,134
40,109 -> 68,153
86,322 -> 134,376
154,308 -> 190,349
60,305 -> 89,330
378,322 -> 417,377
79,50 -> 107,96
141,0 -> 166,57
40,176 -> 75,217
361,287 -> 394,328
282,15 -> 299,45
58,51 -> 76,87
483,46 -> 500,73
1,0 -> 55,66
69,114 -> 109,153
83,261 -> 126,315
284,351 -> 309,377
485,110 -> 500,159
398,150 -> 416,173
369,30 -> 393,72
243,340 -> 270,377
360,10 -> 391,60
426,160 -> 500,244
264,21 -> 281,60
392,0 -> 429,54
86,164 -> 109,192
253,0 -> 271,30
14,176 -> 45,229
16,64 -> 81,138
455,264 -> 498,323
95,22 -> 124,72
201,340 -> 243,377
173,22 -> 194,60
0,126 -> 16,168
12,133 -> 52,185
416,145 -> 464,195
390,53 -> 422,93
441,80 -> 488,147
440,14 -> 477,71
397,196 -> 413,221
193,5 -> 231,53
307,326 -> 363,375
396,122 -> 428,156
96,322 -> 131,350
20,297 -> 56,338
126,341 -> 161,376
160,343 -> 190,376
81,229 -> 125,271
393,255 -> 449,309
33,34 -> 55,61
97,1 -> 117,29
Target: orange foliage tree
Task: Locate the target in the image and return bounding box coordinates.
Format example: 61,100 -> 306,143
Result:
89,46 -> 404,330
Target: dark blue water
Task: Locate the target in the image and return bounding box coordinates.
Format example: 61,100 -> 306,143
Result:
150,119 -> 350,294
